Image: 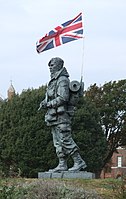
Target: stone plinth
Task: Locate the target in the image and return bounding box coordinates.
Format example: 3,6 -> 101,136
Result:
38,171 -> 95,179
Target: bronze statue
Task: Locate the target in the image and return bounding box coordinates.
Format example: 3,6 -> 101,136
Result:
39,57 -> 86,172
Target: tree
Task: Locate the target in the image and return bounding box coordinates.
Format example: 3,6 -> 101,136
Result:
72,97 -> 107,176
85,80 -> 126,166
0,85 -> 107,177
0,86 -> 57,177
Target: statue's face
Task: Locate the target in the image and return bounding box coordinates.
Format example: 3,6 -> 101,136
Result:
48,58 -> 63,75
48,59 -> 57,74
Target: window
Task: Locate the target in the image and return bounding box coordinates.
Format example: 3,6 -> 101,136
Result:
117,156 -> 122,167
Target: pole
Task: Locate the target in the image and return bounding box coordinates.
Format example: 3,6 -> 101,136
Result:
80,36 -> 85,83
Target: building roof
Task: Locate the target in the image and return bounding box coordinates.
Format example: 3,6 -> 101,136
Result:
8,82 -> 15,93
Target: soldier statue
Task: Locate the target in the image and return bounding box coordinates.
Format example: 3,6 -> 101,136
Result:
39,57 -> 87,172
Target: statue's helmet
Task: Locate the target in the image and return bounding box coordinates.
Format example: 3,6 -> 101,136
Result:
48,57 -> 64,73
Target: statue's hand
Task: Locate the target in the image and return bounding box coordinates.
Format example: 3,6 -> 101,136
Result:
38,100 -> 47,110
46,101 -> 52,108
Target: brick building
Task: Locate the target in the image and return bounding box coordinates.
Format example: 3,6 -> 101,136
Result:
101,147 -> 126,179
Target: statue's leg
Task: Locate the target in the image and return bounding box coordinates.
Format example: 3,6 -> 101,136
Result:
48,157 -> 68,172
49,125 -> 68,172
68,151 -> 87,172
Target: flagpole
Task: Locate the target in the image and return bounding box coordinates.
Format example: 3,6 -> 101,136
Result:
80,11 -> 85,83
80,34 -> 85,83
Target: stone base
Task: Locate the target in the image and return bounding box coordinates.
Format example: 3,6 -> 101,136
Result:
38,171 -> 95,179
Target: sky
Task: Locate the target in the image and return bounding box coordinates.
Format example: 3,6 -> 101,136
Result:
0,0 -> 126,99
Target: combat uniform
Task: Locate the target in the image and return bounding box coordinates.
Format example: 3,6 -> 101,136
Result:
40,57 -> 86,172
44,67 -> 78,158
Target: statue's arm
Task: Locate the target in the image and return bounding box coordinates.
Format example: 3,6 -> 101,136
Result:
38,92 -> 48,110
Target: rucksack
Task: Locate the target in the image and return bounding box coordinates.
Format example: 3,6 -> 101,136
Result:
55,76 -> 84,116
69,80 -> 84,106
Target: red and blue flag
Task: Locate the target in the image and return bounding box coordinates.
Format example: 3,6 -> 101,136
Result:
36,13 -> 83,53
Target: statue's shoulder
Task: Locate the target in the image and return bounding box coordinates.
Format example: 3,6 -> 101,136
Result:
57,76 -> 69,87
57,67 -> 69,84
58,75 -> 69,81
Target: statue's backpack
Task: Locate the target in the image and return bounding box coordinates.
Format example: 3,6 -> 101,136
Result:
68,80 -> 84,116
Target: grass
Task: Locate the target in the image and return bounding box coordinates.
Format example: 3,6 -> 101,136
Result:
0,177 -> 126,199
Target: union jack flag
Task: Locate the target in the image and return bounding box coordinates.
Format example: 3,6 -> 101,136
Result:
36,13 -> 83,53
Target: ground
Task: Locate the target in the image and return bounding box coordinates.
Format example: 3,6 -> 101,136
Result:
0,178 -> 126,199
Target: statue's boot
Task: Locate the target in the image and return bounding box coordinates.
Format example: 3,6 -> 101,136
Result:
49,157 -> 68,172
68,151 -> 87,172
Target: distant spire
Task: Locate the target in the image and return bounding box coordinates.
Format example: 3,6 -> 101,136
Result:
7,80 -> 15,100
0,94 -> 4,102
